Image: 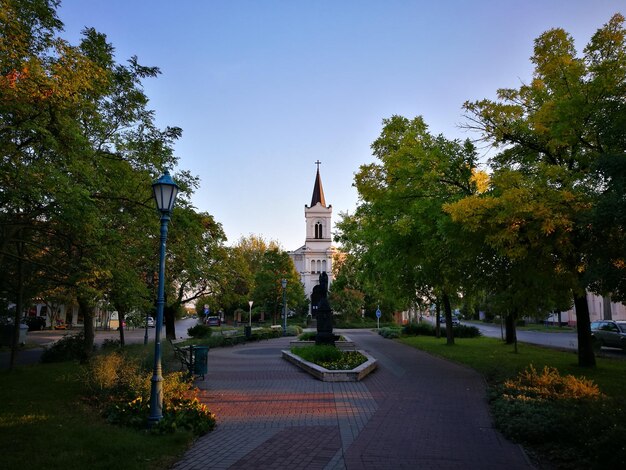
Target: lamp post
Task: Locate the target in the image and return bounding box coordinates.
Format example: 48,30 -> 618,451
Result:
248,300 -> 253,327
148,171 -> 179,426
281,278 -> 287,336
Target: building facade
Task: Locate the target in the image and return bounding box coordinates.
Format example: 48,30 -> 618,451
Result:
289,164 -> 337,312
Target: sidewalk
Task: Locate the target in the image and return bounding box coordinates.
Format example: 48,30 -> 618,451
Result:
174,329 -> 533,470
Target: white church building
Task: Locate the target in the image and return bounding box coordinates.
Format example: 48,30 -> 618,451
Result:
289,163 -> 338,312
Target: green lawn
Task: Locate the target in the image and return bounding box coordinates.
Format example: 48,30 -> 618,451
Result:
0,361 -> 195,470
398,335 -> 626,397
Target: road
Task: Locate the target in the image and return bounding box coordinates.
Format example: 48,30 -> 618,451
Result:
460,320 -> 626,359
469,321 -> 579,350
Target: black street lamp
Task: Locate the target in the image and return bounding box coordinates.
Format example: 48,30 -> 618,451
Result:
148,171 -> 179,425
281,278 -> 287,336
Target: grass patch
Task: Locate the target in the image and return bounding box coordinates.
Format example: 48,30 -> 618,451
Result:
397,335 -> 626,395
291,345 -> 367,370
0,362 -> 193,470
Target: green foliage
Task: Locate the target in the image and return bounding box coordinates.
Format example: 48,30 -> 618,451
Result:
378,327 -> 401,338
252,247 -> 308,324
285,325 -> 303,336
329,287 -> 365,321
500,365 -> 602,402
402,323 -> 436,336
334,318 -> 393,329
453,13 -> 626,365
250,327 -> 283,340
101,338 -> 122,350
40,331 -> 91,363
84,351 -> 215,436
291,345 -> 367,370
187,324 -> 212,338
298,331 -> 317,341
451,324 -> 481,338
491,366 -> 623,469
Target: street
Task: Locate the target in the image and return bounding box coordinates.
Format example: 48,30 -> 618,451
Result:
464,320 -> 626,359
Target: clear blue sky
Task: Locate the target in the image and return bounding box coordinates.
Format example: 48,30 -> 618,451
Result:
58,0 -> 624,250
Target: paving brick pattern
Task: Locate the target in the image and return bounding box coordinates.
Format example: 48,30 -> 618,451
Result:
173,330 -> 533,470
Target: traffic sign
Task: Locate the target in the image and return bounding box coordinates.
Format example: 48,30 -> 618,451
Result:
376,308 -> 381,318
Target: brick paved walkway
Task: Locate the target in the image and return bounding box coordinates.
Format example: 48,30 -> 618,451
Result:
173,329 -> 533,470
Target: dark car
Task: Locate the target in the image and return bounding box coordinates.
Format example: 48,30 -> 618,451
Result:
439,316 -> 461,326
24,316 -> 47,331
591,320 -> 626,351
207,316 -> 221,327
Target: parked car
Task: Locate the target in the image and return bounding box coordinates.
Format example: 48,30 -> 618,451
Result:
591,320 -> 626,351
147,316 -> 155,328
24,316 -> 47,331
439,316 -> 461,326
207,316 -> 221,327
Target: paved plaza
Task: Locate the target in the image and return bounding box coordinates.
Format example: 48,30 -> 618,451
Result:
174,329 -> 533,470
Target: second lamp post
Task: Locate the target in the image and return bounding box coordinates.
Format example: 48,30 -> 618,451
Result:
281,278 -> 287,336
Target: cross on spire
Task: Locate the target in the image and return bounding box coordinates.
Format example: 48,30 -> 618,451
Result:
310,161 -> 326,207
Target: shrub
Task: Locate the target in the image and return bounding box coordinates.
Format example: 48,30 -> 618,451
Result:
285,325 -> 303,336
187,324 -> 212,338
291,345 -> 367,370
403,323 -> 435,336
85,350 -> 215,435
501,365 -> 602,402
101,338 -> 122,350
378,327 -> 401,338
298,331 -> 316,341
490,365 -> 615,468
41,331 -> 91,363
452,324 -> 481,338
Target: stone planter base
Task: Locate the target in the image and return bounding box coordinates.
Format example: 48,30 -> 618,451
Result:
282,349 -> 377,382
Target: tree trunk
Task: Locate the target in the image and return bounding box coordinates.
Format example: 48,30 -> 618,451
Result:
574,292 -> 596,367
9,240 -> 25,371
78,297 -> 94,363
602,296 -> 612,320
116,306 -> 126,347
505,311 -> 517,345
442,293 -> 454,345
435,301 -> 441,338
165,304 -> 176,340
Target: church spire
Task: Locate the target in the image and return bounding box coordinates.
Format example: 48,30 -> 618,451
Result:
310,160 -> 326,207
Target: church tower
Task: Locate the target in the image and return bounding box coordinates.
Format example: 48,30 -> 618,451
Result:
289,162 -> 335,312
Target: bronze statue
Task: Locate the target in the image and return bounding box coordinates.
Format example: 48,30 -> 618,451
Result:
314,272 -> 335,346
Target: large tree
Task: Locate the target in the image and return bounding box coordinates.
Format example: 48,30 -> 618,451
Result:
336,115 -> 480,344
457,14 -> 626,367
1,0 -> 205,362
253,247 -> 307,325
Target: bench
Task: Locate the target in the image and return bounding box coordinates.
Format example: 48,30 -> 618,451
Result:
168,340 -> 209,379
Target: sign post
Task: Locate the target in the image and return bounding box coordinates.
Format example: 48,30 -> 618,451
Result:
376,306 -> 381,330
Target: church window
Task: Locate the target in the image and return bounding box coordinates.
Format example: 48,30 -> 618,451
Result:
322,260 -> 327,272
315,222 -> 323,239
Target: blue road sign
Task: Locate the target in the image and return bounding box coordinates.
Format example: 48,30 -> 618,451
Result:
376,308 -> 381,318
